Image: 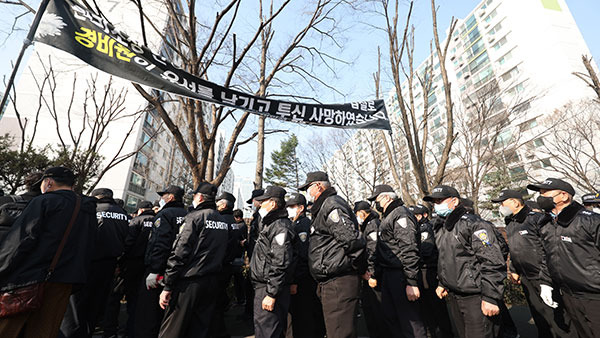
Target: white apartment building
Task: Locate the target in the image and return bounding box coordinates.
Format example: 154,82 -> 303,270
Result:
331,0 -> 599,205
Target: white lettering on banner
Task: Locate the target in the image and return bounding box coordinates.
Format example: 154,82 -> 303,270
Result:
96,211 -> 129,221
205,220 -> 228,230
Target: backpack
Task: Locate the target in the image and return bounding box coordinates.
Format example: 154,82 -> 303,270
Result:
0,195 -> 28,227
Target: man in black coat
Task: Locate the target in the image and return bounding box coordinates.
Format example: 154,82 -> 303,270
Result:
158,182 -> 229,338
232,209 -> 247,304
491,189 -> 575,338
354,200 -> 390,338
528,178 -> 600,338
408,204 -> 453,338
286,193 -> 325,338
250,186 -> 296,338
243,188 -> 264,319
135,185 -> 187,338
299,171 -> 366,338
0,171 -> 43,241
60,188 -> 129,338
367,185 -> 426,338
0,167 -> 97,338
425,185 -> 506,338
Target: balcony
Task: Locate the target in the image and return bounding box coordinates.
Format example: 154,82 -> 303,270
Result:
128,183 -> 146,196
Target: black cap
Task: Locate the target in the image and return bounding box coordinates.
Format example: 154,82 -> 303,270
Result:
353,201 -> 371,213
136,200 -> 153,209
582,192 -> 600,204
286,193 -> 307,207
216,192 -> 236,203
298,171 -> 329,191
37,166 -> 75,184
158,185 -> 185,199
423,185 -> 460,202
367,184 -> 396,201
91,188 -> 113,198
408,204 -> 429,215
527,178 -> 575,196
255,186 -> 287,201
193,182 -> 217,196
491,189 -> 523,203
524,200 -> 540,210
246,189 -> 265,204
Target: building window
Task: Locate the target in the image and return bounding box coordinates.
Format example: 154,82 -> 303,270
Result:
489,22 -> 502,35
534,138 -> 544,147
519,118 -> 537,132
541,158 -> 552,167
501,66 -> 520,82
497,50 -> 513,65
469,52 -> 490,74
493,36 -> 508,50
484,8 -> 497,23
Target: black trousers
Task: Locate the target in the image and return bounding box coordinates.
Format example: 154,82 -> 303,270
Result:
446,293 -> 501,338
253,285 -> 291,338
520,277 -> 575,338
419,268 -> 453,338
288,276 -> 326,338
381,269 -> 427,338
59,258 -> 117,338
231,264 -> 245,303
134,272 -> 164,338
360,281 -> 390,338
158,275 -> 218,338
561,291 -> 600,338
209,266 -> 232,338
102,275 -> 124,338
317,274 -> 360,338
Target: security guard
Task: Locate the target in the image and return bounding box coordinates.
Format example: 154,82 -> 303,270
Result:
286,193 -> 326,338
492,189 -> 575,337
60,188 -> 129,337
135,185 -> 187,338
244,188 -> 264,320
528,178 -> 600,338
424,185 -> 506,338
250,186 -> 296,338
408,204 -> 453,338
367,185 -> 426,338
158,182 -> 229,338
298,171 -> 366,338
582,191 -> 600,213
354,200 -> 390,338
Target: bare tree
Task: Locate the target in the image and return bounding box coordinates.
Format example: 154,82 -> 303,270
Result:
573,55 -> 600,103
130,0 -> 351,189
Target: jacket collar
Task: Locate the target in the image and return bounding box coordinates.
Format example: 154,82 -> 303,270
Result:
263,207 -> 289,226
310,187 -> 337,217
193,200 -> 217,211
164,200 -> 185,209
383,199 -> 403,218
140,209 -> 155,216
220,208 -> 233,215
507,205 -> 530,225
361,211 -> 379,232
556,202 -> 585,227
444,205 -> 467,231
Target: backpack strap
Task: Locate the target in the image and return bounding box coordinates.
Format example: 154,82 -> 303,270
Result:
45,194 -> 82,281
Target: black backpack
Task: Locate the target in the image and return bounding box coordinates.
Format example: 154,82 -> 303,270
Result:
0,195 -> 28,227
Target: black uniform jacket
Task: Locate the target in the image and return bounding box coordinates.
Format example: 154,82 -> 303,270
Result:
434,205 -> 507,305
363,211 -> 380,276
123,210 -> 155,260
292,213 -> 311,282
94,198 -> 129,260
0,190 -> 97,291
250,208 -> 296,298
377,199 -> 421,286
163,201 -> 229,291
504,205 -> 552,284
144,201 -> 187,274
541,202 -> 600,298
308,188 -> 366,282
418,220 -> 438,269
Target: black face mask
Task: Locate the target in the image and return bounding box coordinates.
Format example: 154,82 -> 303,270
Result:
537,195 -> 556,212
375,201 -> 384,213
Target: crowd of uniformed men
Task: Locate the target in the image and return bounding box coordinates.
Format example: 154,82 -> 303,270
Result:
0,166 -> 599,338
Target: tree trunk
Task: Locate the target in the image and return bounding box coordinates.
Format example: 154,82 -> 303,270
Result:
206,140 -> 215,182
254,116 -> 266,189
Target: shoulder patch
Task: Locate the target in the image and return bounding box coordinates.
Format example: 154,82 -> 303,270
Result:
154,218 -> 161,228
474,229 -> 491,246
421,232 -> 429,241
368,232 -> 378,241
328,209 -> 340,223
275,232 -> 287,246
396,217 -> 408,228
298,232 -> 308,242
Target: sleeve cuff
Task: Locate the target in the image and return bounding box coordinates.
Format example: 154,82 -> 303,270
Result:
481,295 -> 498,305
406,278 -> 418,287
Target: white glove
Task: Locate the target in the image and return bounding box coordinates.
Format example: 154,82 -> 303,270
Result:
146,273 -> 159,289
540,284 -> 558,308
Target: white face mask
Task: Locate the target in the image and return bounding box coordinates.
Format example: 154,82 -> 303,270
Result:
192,199 -> 200,208
287,207 -> 298,219
306,190 -> 315,203
499,205 -> 513,217
159,199 -> 167,208
258,207 -> 268,218
593,208 -> 600,214
357,216 -> 364,225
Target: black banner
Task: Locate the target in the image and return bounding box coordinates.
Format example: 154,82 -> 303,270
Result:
33,0 -> 391,130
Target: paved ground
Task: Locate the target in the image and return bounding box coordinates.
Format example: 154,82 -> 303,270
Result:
94,301 -> 537,337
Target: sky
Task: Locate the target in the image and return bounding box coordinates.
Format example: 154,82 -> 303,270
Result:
1,0 -> 599,188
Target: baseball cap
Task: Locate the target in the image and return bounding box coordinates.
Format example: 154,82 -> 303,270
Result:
408,204 -> 430,215
423,185 -> 460,202
491,189 -> 523,203
298,171 -> 329,191
246,189 -> 265,204
255,186 -> 287,201
193,182 -> 217,196
286,193 -> 307,207
527,178 -> 575,196
91,188 -> 113,198
136,200 -> 153,209
158,185 -> 185,199
582,192 -> 600,205
353,201 -> 371,213
216,192 -> 236,203
367,184 -> 395,201
36,166 -> 76,185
